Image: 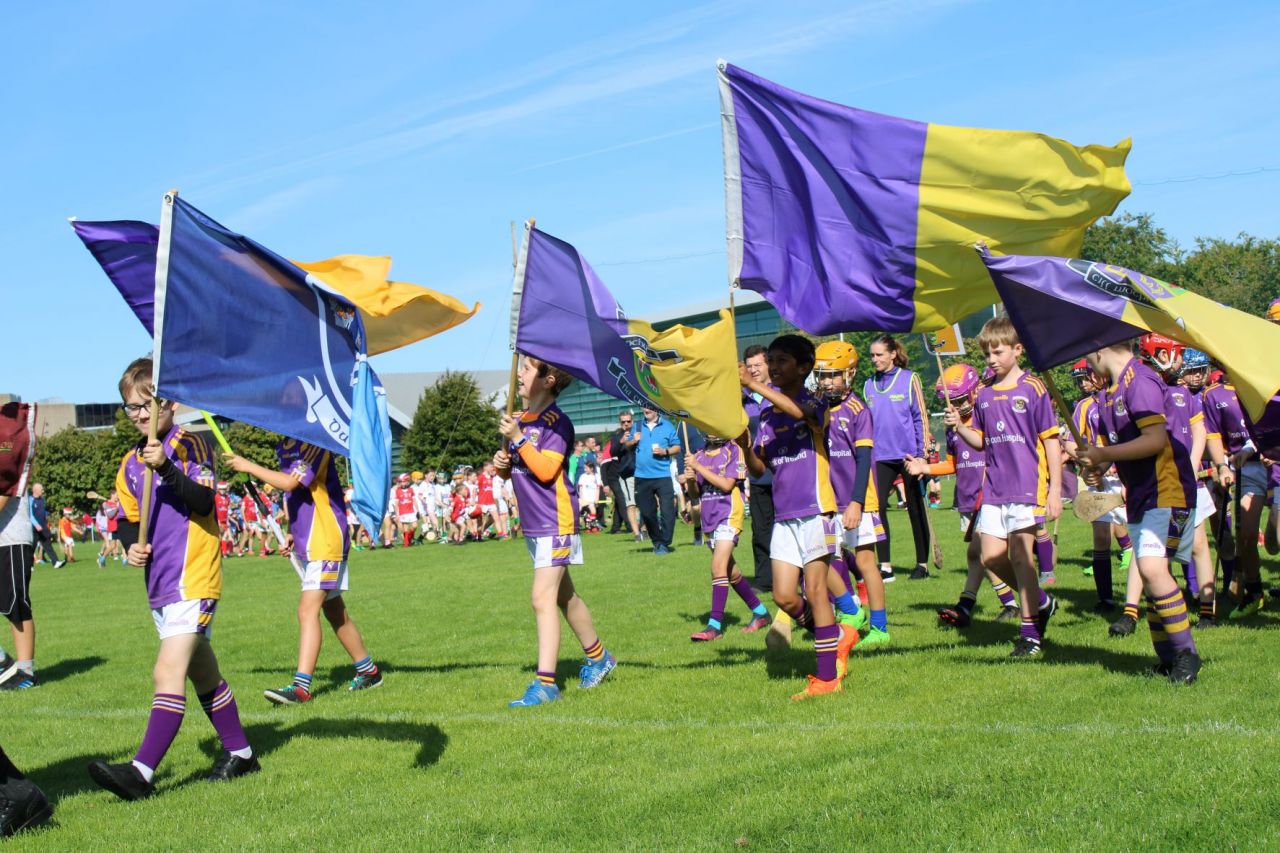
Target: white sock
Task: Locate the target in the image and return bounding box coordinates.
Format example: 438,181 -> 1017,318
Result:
230,746 -> 253,760
132,760 -> 155,782
880,562 -> 892,572
17,660 -> 33,675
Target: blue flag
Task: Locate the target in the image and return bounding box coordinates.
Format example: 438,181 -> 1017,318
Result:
152,194 -> 391,532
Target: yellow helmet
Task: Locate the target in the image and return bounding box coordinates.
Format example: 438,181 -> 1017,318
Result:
411,470 -> 424,481
814,340 -> 857,372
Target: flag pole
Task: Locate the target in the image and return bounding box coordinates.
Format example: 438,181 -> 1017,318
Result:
1041,369 -> 1086,448
140,188 -> 179,548
507,218 -> 535,417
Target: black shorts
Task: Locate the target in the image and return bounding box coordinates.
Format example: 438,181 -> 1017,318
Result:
0,544 -> 33,623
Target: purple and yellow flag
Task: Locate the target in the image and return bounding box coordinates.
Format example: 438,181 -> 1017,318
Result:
511,223 -> 747,439
980,250 -> 1280,421
718,61 -> 1131,334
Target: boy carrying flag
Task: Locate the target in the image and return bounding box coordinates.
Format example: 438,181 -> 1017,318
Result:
224,440 -> 383,704
88,358 -> 258,801
947,318 -> 1062,658
1075,342 -> 1202,683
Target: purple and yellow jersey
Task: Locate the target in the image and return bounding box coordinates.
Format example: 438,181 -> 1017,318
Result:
826,393 -> 879,512
1072,394 -> 1103,446
946,423 -> 986,514
970,373 -> 1056,508
1202,383 -> 1250,455
1100,358 -> 1195,519
509,403 -> 578,537
278,439 -> 348,562
115,426 -> 221,609
694,443 -> 745,535
1163,383 -> 1201,471
753,387 -> 837,521
1244,394 -> 1280,462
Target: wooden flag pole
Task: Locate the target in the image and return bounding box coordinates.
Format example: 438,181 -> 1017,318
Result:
1041,369 -> 1086,449
507,221 -> 520,416
136,397 -> 159,548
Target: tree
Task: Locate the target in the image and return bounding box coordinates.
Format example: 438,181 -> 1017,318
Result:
1080,212 -> 1182,280
1178,234 -> 1280,318
221,422 -> 287,484
401,371 -> 502,473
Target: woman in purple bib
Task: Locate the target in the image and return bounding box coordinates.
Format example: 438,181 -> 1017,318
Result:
862,334 -> 932,582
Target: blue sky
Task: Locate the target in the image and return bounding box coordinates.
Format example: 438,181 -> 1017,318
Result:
5,0 -> 1278,403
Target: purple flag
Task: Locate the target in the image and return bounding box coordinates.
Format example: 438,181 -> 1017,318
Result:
70,220 -> 159,334
510,224 -> 746,438
718,62 -> 1130,334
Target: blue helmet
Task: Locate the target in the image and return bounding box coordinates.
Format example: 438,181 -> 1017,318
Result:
1181,349 -> 1210,372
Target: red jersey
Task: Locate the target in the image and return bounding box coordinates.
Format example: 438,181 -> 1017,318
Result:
450,493 -> 465,523
395,485 -> 416,515
103,499 -> 120,532
478,473 -> 494,505
243,496 -> 259,522
215,493 -> 230,525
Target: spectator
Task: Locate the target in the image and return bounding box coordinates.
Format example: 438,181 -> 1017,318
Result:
741,345 -> 774,592
863,333 -> 932,581
578,461 -> 602,531
606,411 -> 642,539
26,484 -> 58,568
632,403 -> 682,554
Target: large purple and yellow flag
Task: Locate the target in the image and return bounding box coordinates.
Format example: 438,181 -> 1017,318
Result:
718,62 -> 1131,334
511,223 -> 747,439
980,250 -> 1280,421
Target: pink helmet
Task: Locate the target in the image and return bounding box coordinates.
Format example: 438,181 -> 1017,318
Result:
935,364 -> 980,400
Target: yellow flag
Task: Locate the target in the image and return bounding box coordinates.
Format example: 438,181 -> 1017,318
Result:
293,255 -> 478,356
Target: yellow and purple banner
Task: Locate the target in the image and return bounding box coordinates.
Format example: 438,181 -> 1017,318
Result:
981,250 -> 1280,421
719,61 -> 1131,334
511,223 -> 747,439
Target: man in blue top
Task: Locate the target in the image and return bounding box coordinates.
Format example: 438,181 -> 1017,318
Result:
27,484 -> 60,569
632,403 -> 682,555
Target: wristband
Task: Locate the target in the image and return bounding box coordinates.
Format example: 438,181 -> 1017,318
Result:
512,437 -> 528,451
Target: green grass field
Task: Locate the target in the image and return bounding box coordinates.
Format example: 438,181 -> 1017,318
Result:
6,492 -> 1280,850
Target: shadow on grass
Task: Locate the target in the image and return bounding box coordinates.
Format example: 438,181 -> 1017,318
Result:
33,717 -> 448,803
38,655 -> 107,685
674,611 -> 744,629
248,660 -> 495,682
975,639 -> 1155,676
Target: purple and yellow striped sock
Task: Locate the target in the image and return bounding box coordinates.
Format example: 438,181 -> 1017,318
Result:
134,693 -> 186,773
1199,598 -> 1215,621
1145,599 -> 1172,662
1116,532 -> 1132,551
583,638 -> 605,662
1034,532 -> 1055,574
991,581 -> 1016,609
1123,603 -> 1140,622
1019,615 -> 1041,642
709,577 -> 730,631
830,554 -> 854,600
1151,589 -> 1197,655
729,574 -> 766,615
813,624 -> 839,682
536,670 -> 556,687
198,680 -> 250,754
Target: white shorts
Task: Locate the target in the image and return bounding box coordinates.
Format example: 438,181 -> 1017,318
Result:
152,598 -> 217,640
959,512 -> 977,536
1194,486 -> 1217,528
398,513 -> 417,524
705,521 -> 740,549
770,515 -> 839,566
841,511 -> 886,550
1132,507 -> 1193,564
977,503 -> 1039,539
496,497 -> 509,514
1240,459 -> 1269,498
526,534 -> 583,568
301,559 -> 349,600
346,511 -> 358,526
480,504 -> 496,515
